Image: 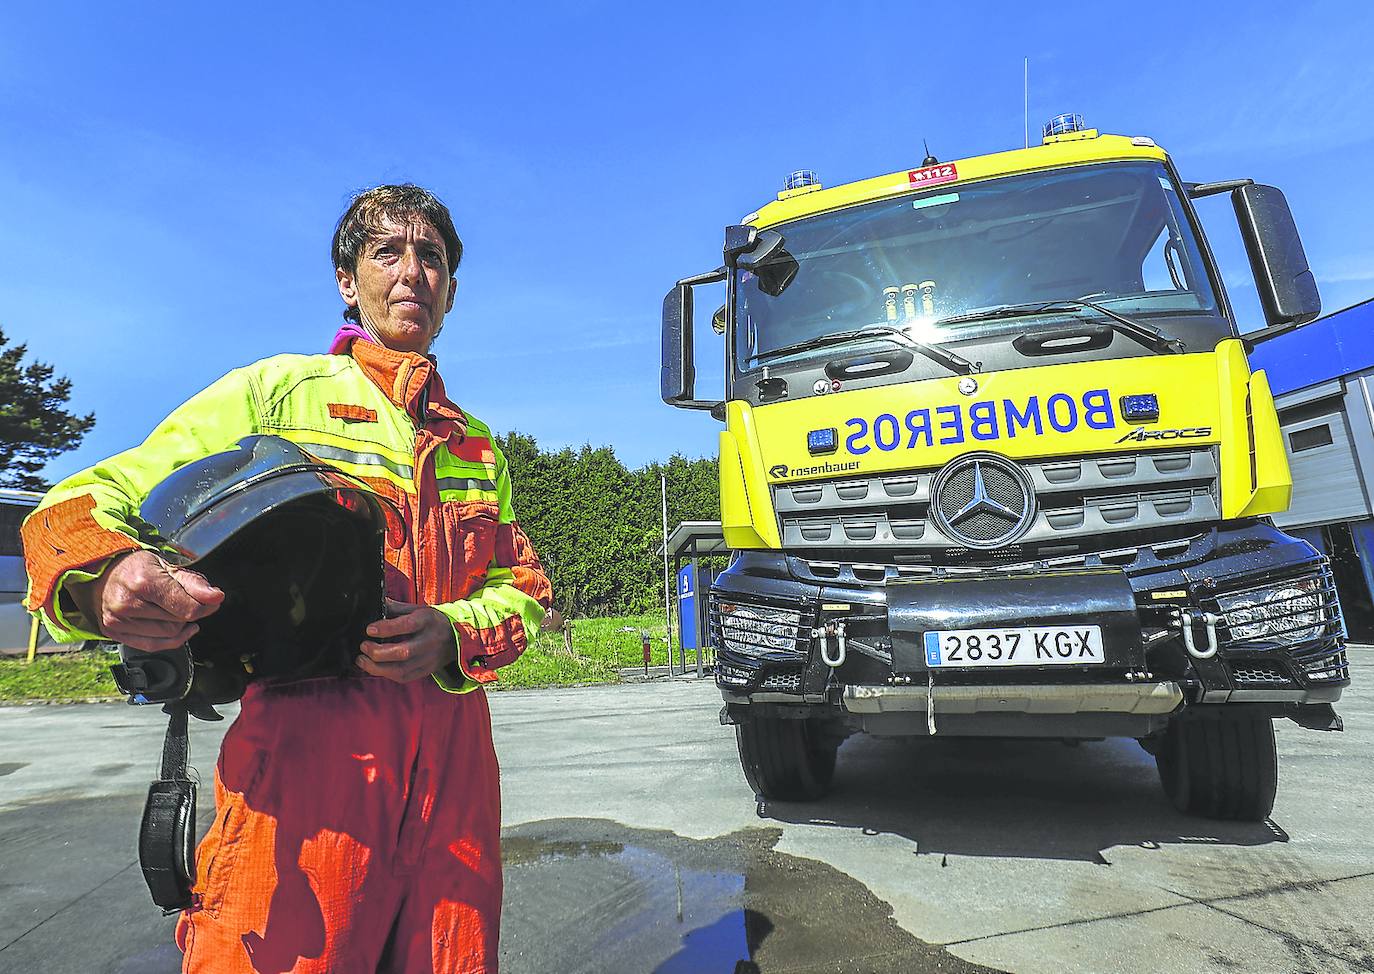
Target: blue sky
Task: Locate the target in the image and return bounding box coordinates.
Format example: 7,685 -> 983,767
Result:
3,0 -> 1372,483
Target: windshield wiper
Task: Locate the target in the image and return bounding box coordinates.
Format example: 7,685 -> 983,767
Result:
934,299 -> 1187,354
751,325 -> 977,376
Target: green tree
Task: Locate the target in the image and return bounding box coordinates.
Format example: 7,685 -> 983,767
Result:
497,431 -> 719,618
0,328 -> 94,490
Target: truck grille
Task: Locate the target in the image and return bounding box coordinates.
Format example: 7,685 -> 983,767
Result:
758,666 -> 805,693
773,447 -> 1218,556
1227,661 -> 1293,686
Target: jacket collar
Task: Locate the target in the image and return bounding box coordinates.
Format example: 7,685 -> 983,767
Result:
347,338 -> 467,429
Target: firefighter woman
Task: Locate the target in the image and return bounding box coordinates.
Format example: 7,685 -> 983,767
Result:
21,184 -> 551,973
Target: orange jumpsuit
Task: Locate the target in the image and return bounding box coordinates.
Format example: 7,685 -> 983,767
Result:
23,338 -> 551,973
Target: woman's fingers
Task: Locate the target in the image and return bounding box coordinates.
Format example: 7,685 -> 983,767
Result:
366,611 -> 425,640
141,563 -> 223,621
356,650 -> 423,684
359,638 -> 415,665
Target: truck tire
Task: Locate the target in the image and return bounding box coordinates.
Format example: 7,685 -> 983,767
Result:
1155,713 -> 1278,821
736,717 -> 837,801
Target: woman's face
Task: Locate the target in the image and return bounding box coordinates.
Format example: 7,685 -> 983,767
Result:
336,216 -> 457,353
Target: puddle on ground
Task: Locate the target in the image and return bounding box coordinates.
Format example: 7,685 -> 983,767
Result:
0,762 -> 28,776
500,819 -> 1002,974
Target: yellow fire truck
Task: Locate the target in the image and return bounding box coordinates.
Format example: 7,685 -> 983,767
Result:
661,114 -> 1348,821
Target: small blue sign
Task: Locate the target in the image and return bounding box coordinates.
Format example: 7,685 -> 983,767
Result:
924,631 -> 941,666
678,564 -> 698,651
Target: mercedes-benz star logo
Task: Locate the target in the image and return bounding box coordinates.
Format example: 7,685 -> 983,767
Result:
929,453 -> 1036,548
949,461 -> 1021,525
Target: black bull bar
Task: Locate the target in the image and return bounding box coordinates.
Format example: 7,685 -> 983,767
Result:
886,568 -> 1144,674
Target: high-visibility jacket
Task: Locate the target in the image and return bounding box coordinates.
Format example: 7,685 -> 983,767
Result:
22,338 -> 551,691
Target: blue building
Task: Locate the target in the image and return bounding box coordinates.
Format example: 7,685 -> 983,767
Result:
1249,296 -> 1374,637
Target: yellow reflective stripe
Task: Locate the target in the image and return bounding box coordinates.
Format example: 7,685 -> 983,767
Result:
281,425 -> 415,469
274,433 -> 416,493
437,488 -> 500,503
433,457 -> 496,479
314,454 -> 415,493
296,441 -> 415,479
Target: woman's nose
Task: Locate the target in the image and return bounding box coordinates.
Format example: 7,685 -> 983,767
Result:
398,247 -> 422,284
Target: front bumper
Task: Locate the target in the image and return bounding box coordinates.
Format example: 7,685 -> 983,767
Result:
841,681 -> 1184,715
711,520 -> 1349,712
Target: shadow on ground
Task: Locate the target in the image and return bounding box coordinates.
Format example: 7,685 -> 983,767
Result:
500,818 -> 1006,974
756,734 -> 1286,863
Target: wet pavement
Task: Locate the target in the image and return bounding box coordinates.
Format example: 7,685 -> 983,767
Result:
1,648 -> 1371,973
501,820 -> 994,974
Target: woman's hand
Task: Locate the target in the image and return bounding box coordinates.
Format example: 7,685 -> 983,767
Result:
67,550 -> 225,651
358,598 -> 458,683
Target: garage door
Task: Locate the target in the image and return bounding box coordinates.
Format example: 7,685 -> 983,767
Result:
1277,407 -> 1371,528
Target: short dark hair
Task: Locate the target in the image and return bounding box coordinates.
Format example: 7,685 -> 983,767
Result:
331,184 -> 463,323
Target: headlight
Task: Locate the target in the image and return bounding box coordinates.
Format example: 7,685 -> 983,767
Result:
1217,576 -> 1326,645
716,601 -> 804,657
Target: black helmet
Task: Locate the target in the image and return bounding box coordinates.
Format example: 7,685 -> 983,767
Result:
111,435 -> 403,710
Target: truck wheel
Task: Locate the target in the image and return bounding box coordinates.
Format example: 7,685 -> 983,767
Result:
736,717 -> 838,801
1155,713 -> 1278,822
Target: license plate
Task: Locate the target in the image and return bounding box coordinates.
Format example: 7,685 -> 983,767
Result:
923,625 -> 1104,668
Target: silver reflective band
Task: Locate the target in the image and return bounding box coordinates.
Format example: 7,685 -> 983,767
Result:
297,442 -> 415,479
435,477 -> 497,493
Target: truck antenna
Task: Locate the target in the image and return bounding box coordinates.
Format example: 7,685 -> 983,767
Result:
922,139 -> 938,167
1024,56 -> 1029,148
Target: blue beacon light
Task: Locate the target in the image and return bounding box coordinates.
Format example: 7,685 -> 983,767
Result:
1042,113 -> 1087,139
1120,394 -> 1160,423
808,428 -> 838,455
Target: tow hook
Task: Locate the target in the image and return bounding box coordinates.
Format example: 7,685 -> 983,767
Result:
813,620 -> 847,668
1174,608 -> 1221,659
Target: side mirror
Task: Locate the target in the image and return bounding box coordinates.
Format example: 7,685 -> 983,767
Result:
733,228 -> 799,296
661,283 -> 694,405
732,229 -> 785,271
661,268 -> 726,409
1233,184 -> 1320,329
724,224 -> 759,262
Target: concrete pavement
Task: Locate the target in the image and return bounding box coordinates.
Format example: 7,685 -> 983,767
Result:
1,650 -> 1371,972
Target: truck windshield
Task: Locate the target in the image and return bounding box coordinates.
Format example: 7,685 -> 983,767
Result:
735,161 -> 1219,370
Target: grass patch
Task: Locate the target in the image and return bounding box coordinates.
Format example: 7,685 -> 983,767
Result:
0,615 -> 688,701
0,647 -> 120,702
494,613 -> 681,690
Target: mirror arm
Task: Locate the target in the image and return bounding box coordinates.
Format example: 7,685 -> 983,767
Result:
1242,319 -> 1307,349
675,399 -> 725,412
1186,178 -> 1254,199
679,268 -> 726,287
